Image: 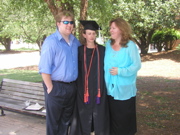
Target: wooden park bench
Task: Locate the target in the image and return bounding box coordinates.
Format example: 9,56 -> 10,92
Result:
0,78 -> 46,117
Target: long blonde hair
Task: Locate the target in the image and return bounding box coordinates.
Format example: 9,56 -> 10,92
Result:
110,17 -> 133,47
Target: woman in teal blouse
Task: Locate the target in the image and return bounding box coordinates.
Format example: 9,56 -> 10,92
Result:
104,17 -> 141,135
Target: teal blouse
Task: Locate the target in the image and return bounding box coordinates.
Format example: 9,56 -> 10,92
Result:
104,40 -> 141,100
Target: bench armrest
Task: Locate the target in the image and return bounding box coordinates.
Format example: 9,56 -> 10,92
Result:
0,80 -> 3,91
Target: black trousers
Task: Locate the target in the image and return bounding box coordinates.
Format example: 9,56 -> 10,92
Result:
108,96 -> 137,135
43,81 -> 77,135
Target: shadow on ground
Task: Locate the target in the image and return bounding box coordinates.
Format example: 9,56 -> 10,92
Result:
136,76 -> 180,135
141,50 -> 180,62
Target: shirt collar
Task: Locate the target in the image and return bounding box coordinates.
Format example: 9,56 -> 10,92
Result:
55,29 -> 75,46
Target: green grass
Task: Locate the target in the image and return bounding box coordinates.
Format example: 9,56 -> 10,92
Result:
0,69 -> 42,82
146,121 -> 165,128
154,95 -> 169,103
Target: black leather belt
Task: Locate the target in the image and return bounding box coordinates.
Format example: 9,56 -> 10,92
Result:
52,80 -> 75,84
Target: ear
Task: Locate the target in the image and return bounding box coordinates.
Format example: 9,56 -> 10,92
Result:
56,22 -> 60,28
83,33 -> 86,39
57,21 -> 61,25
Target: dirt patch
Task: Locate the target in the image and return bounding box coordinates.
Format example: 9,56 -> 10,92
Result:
141,49 -> 180,62
13,65 -> 39,71
11,50 -> 180,135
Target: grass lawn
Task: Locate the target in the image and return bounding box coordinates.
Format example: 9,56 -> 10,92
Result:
0,68 -> 42,82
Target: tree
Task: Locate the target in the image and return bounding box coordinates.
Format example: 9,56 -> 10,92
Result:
1,0 -> 179,54
152,29 -> 178,52
44,0 -> 110,43
111,0 -> 180,54
0,0 -> 55,51
14,6 -> 55,50
0,0 -> 15,51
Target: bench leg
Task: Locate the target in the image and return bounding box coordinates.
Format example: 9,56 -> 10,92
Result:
0,106 -> 5,116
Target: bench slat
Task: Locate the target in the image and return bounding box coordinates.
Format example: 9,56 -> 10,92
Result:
0,90 -> 44,101
0,94 -> 45,106
1,86 -> 44,95
0,97 -> 45,116
2,78 -> 43,87
0,78 -> 46,117
2,82 -> 43,90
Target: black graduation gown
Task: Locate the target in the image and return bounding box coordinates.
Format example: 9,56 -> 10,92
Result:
69,45 -> 109,135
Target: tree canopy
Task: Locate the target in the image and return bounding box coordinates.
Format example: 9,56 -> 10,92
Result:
0,0 -> 179,54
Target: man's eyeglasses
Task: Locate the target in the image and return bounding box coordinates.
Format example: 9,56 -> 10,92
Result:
60,21 -> 74,25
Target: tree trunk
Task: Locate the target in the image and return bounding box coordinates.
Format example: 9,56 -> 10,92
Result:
79,0 -> 88,43
140,43 -> 148,54
44,0 -> 59,17
157,45 -> 163,52
0,37 -> 11,51
36,35 -> 47,54
136,30 -> 155,54
44,0 -> 74,18
138,32 -> 148,54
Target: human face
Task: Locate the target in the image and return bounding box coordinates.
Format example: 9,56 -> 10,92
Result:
83,30 -> 96,44
109,22 -> 121,40
57,16 -> 74,36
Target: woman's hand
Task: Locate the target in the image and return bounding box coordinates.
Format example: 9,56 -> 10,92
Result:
110,67 -> 118,75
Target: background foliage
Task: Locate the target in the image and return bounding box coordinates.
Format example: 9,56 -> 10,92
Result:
0,0 -> 180,54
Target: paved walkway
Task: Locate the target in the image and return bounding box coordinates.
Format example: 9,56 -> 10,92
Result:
0,51 -> 40,70
0,110 -> 46,135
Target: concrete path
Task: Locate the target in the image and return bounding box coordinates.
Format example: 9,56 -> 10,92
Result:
0,110 -> 46,135
0,51 -> 40,70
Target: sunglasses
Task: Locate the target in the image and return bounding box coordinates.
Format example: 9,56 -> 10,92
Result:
60,21 -> 74,25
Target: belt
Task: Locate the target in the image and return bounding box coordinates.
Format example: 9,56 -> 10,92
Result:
52,80 -> 75,84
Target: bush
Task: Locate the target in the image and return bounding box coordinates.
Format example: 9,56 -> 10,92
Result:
176,44 -> 180,50
151,29 -> 178,52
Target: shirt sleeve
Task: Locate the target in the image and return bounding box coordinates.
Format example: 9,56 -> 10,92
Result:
39,39 -> 56,74
118,41 -> 141,76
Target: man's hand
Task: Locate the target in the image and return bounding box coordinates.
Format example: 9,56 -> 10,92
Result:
47,86 -> 53,94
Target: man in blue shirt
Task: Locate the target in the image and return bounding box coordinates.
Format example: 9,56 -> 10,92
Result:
39,10 -> 81,135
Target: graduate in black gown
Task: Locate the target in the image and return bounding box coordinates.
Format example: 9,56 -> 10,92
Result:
69,21 -> 109,135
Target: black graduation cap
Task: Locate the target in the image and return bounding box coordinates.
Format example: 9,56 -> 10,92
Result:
80,20 -> 102,31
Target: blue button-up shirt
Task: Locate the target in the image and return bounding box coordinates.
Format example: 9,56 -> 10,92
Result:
39,29 -> 81,82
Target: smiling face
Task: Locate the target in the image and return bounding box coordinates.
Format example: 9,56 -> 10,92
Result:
83,29 -> 97,44
57,16 -> 74,37
109,22 -> 122,40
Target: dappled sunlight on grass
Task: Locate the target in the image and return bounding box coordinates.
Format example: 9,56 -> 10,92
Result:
0,69 -> 42,82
